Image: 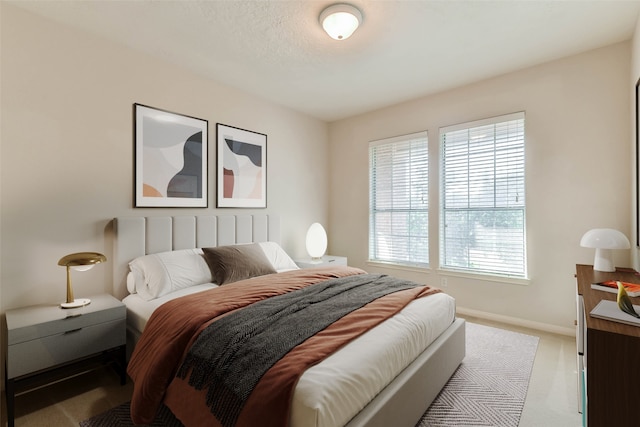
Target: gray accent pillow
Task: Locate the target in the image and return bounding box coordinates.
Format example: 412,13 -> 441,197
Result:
202,243 -> 277,285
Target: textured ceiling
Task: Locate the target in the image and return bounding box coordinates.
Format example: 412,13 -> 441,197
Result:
10,0 -> 640,122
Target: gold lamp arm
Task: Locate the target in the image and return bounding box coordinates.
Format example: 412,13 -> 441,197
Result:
66,265 -> 74,304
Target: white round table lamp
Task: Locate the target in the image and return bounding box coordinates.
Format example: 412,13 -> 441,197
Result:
580,228 -> 630,272
306,223 -> 328,259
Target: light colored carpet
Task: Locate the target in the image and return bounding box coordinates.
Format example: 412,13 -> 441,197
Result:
80,322 -> 539,427
418,322 -> 539,426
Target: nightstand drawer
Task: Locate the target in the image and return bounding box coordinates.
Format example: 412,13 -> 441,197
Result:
7,317 -> 125,379
7,319 -> 126,378
7,294 -> 125,346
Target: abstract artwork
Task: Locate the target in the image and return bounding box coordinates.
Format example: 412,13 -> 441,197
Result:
216,123 -> 267,208
134,104 -> 208,207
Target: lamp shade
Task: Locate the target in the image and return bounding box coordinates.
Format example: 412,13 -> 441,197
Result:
319,3 -> 362,40
580,229 -> 630,272
306,223 -> 328,259
58,252 -> 106,308
58,252 -> 107,268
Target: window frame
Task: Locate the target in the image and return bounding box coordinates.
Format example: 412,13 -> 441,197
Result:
439,112 -> 527,279
368,131 -> 429,268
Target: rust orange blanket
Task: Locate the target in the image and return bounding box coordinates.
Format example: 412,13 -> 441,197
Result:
127,266 -> 440,426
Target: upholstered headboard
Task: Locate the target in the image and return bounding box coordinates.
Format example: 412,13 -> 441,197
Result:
113,214 -> 280,299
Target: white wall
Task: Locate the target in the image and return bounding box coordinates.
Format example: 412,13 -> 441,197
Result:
1,3 -> 635,336
328,42 -> 632,333
0,4 -> 330,311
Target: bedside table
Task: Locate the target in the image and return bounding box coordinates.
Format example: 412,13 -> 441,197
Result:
4,294 -> 126,427
295,255 -> 347,269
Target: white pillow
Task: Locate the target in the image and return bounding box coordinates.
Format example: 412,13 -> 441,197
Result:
257,241 -> 299,272
128,248 -> 212,301
126,271 -> 138,294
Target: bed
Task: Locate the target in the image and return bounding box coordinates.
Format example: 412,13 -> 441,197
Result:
113,214 -> 465,427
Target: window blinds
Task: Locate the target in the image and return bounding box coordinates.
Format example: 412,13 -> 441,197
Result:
440,112 -> 526,277
369,132 -> 428,266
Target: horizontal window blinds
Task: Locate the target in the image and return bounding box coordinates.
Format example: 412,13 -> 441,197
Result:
440,112 -> 526,277
369,132 -> 428,266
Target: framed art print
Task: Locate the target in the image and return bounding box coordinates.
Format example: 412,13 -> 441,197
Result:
134,104 -> 208,207
216,123 -> 267,208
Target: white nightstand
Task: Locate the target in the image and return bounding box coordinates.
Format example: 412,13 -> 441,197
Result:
295,255 -> 348,269
4,294 -> 126,427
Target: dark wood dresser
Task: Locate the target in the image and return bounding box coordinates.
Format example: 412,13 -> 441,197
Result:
575,264 -> 640,427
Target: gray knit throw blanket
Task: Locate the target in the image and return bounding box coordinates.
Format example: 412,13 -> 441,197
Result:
176,273 -> 422,427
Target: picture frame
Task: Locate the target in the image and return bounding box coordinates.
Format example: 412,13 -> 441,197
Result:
134,104 -> 208,208
216,123 -> 267,208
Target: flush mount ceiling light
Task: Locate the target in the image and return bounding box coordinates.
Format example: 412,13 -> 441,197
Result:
319,3 -> 362,40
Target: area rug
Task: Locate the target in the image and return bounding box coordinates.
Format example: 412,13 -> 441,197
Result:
79,401 -> 182,427
80,322 -> 539,427
417,322 -> 539,426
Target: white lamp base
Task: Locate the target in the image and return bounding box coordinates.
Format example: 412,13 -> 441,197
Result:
60,298 -> 91,309
593,248 -> 615,272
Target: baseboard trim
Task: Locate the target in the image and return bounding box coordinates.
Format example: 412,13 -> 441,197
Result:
457,306 -> 575,337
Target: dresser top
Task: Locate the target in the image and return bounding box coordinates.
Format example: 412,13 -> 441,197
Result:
576,264 -> 640,337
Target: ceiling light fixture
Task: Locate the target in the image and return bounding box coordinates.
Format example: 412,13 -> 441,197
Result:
319,3 -> 362,40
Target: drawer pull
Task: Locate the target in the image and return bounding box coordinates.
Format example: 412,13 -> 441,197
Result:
64,328 -> 82,334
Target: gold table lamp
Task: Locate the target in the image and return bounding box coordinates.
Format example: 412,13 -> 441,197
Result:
57,252 -> 106,309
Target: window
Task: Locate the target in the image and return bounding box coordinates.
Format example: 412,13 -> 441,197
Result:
369,132 -> 428,267
440,112 -> 526,277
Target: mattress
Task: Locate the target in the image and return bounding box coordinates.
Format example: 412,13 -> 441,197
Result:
124,283 -> 218,335
123,284 -> 456,427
